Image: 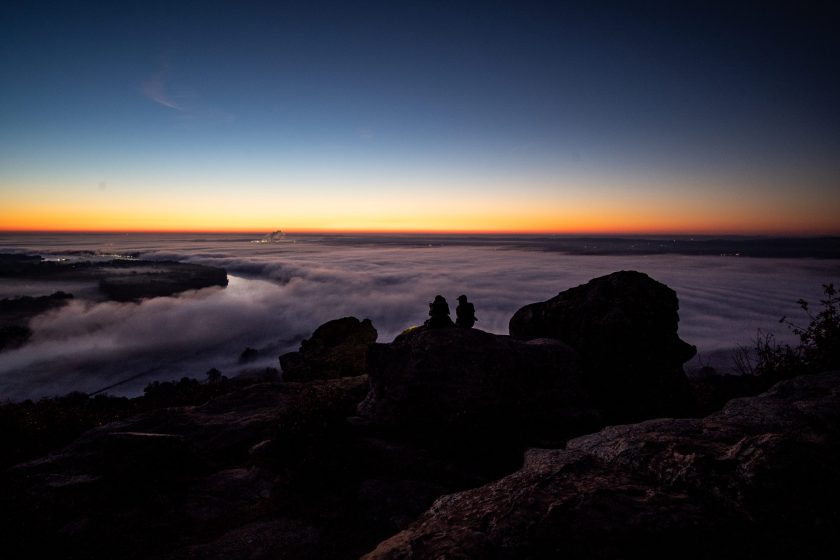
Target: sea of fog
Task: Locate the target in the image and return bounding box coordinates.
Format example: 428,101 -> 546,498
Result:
1,232 -> 838,400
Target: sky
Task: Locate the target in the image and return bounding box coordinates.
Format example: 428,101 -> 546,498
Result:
1,0 -> 839,234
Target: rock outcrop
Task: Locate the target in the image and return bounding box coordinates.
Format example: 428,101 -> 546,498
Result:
360,272 -> 700,444
363,371 -> 840,559
509,270 -> 696,420
358,327 -> 594,445
280,317 -> 378,381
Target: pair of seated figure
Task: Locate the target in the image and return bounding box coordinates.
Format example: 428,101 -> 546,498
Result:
426,294 -> 476,328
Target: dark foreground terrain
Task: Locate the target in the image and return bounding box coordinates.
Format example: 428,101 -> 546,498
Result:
1,271 -> 837,559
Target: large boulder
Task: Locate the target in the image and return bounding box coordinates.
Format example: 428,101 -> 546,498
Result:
363,371 -> 840,559
358,327 -> 597,445
280,317 -> 377,381
509,270 -> 696,420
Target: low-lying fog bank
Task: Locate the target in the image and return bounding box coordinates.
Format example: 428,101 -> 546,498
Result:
1,235 -> 837,400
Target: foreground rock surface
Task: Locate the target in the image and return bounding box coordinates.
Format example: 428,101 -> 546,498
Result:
363,371 -> 840,559
280,316 -> 378,381
4,367 -> 839,560
510,270 -> 696,420
0,374 -> 518,560
0,376 -> 369,559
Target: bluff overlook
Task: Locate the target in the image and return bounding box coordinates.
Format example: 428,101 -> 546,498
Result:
1,271 -> 837,559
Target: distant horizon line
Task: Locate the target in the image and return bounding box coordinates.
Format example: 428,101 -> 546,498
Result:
1,228 -> 838,239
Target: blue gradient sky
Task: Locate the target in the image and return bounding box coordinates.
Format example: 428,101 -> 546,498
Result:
2,1 -> 839,233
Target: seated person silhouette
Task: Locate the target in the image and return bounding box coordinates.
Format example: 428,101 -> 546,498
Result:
425,294 -> 455,328
455,294 -> 477,328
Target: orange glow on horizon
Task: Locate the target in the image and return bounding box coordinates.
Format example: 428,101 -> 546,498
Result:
2,223 -> 838,236
3,215 -> 839,237
2,215 -> 839,236
3,180 -> 839,236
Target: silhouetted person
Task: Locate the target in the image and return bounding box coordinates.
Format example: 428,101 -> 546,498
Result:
425,294 -> 454,328
455,294 -> 477,328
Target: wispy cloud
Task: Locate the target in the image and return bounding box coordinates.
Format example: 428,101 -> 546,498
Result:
141,75 -> 183,111
140,72 -> 234,124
